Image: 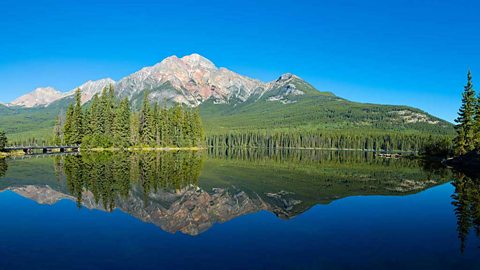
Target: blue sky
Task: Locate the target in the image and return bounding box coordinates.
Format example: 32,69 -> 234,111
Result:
1,0 -> 479,122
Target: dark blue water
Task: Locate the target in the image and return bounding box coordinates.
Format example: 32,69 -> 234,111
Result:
0,152 -> 479,269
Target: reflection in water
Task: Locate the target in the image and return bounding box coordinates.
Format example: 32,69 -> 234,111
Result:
0,158 -> 6,178
60,152 -> 204,210
0,149 -> 470,239
451,173 -> 480,253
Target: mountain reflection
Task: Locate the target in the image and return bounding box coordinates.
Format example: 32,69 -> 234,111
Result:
0,150 -> 457,236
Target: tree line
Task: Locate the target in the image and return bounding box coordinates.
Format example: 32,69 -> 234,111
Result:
55,85 -> 205,148
454,70 -> 480,155
0,130 -> 6,152
206,130 -> 450,152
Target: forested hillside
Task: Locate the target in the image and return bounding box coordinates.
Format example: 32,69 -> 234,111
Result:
0,54 -> 454,151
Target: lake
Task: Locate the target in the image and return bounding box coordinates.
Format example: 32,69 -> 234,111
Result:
0,149 -> 478,269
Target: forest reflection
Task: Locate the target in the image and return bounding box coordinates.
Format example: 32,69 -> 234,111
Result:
1,149 -> 478,243
451,173 -> 480,253
56,151 -> 204,211
0,158 -> 7,178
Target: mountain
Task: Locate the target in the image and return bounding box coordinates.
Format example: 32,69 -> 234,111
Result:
8,78 -> 115,108
10,87 -> 64,107
0,53 -> 454,142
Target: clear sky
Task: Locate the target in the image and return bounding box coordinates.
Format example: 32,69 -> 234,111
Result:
1,0 -> 479,122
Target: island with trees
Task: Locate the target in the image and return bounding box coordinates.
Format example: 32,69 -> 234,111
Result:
54,85 -> 205,150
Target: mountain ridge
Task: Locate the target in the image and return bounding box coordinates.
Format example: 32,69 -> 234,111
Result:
5,53 -> 331,108
0,53 -> 455,143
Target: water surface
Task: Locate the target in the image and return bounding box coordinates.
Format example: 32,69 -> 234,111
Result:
0,150 -> 478,269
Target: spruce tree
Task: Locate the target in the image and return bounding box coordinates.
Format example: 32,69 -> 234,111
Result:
153,102 -> 160,146
172,105 -> 184,147
139,92 -> 155,146
192,108 -> 204,146
454,71 -> 477,155
53,115 -> 64,145
70,88 -> 84,144
89,94 -> 101,135
113,98 -> 131,147
159,104 -> 170,146
474,91 -> 480,149
0,130 -> 7,151
63,104 -> 75,145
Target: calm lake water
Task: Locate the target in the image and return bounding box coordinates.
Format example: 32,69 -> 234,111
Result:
0,150 -> 479,270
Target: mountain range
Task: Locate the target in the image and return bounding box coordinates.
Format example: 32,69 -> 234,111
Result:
0,53 -> 454,141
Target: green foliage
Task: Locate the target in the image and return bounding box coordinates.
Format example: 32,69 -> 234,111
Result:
64,89 -> 83,145
58,88 -> 205,148
455,71 -> 477,155
451,174 -> 480,253
0,130 -> 7,151
420,136 -> 454,157
113,98 -> 131,147
139,92 -> 155,146
60,151 -> 204,210
53,115 -> 63,145
475,90 -> 480,149
63,104 -> 74,145
206,129 -> 452,152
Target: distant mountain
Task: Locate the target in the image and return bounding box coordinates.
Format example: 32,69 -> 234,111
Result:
10,87 -> 64,107
1,53 -> 454,140
7,54 -> 330,108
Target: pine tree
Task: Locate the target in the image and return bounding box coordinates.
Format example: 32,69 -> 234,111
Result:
113,98 -> 131,147
53,114 -> 64,145
130,112 -> 140,146
192,108 -> 204,146
139,92 -> 155,146
474,90 -> 480,149
172,105 -> 184,147
70,88 -> 84,144
153,102 -> 160,146
454,71 -> 477,155
89,94 -> 102,135
159,104 -> 170,146
0,130 -> 7,151
63,104 -> 74,145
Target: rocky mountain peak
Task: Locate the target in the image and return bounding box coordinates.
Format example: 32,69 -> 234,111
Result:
180,53 -> 217,69
10,87 -> 64,107
67,78 -> 115,104
7,55 -> 314,108
276,73 -> 300,83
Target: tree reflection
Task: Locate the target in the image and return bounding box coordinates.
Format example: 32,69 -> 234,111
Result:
59,151 -> 204,211
0,158 -> 7,178
451,173 -> 480,253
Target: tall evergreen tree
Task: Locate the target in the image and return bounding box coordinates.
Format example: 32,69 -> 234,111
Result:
53,114 -> 64,145
63,104 -> 75,144
475,90 -> 480,149
153,102 -> 160,146
130,112 -> 140,146
171,105 -> 184,147
454,71 -> 477,155
70,88 -> 84,144
159,104 -> 170,146
88,94 -> 102,135
139,92 -> 155,146
113,98 -> 131,147
191,108 -> 204,146
0,130 -> 7,151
